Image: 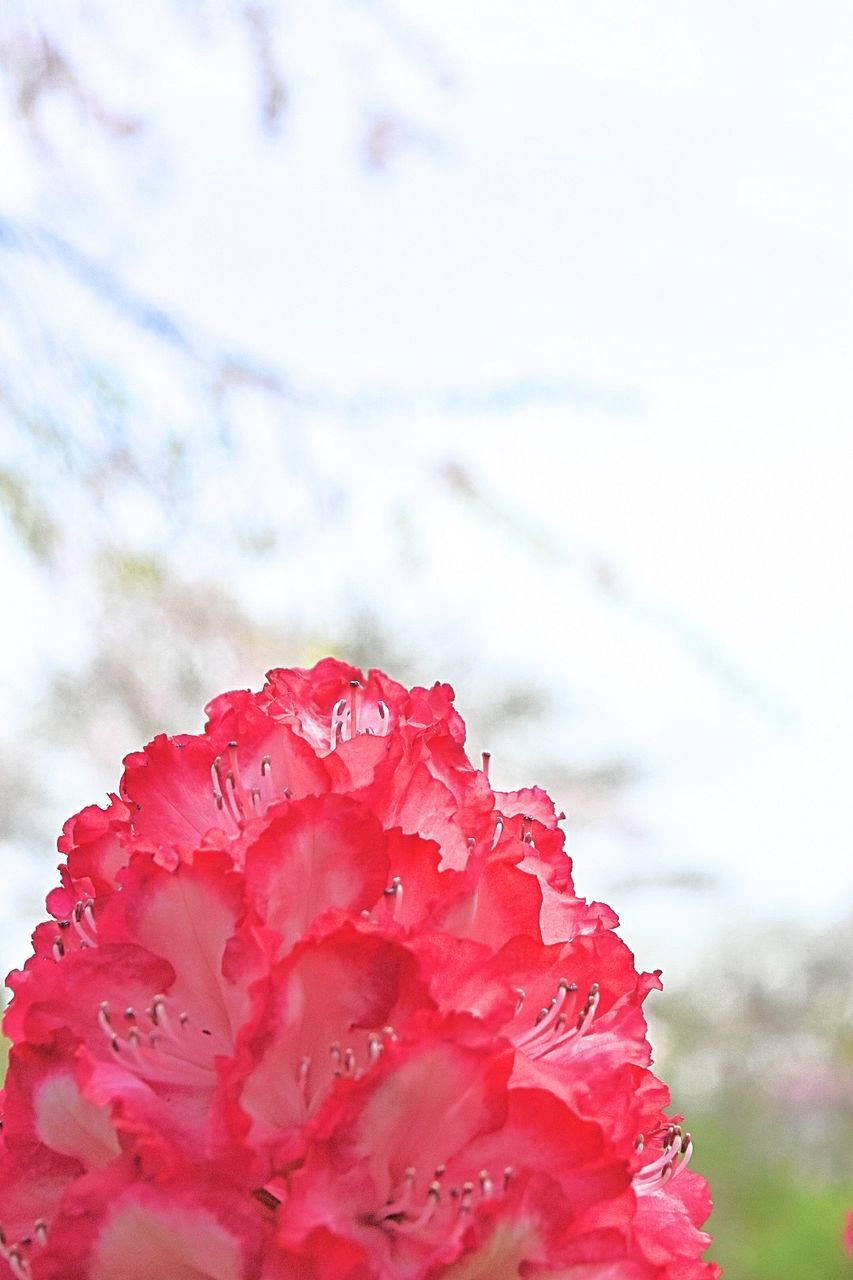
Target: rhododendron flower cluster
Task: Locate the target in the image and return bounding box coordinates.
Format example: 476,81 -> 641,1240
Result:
0,659 -> 718,1279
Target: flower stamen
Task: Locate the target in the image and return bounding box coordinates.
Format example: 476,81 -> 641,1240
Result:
513,978 -> 576,1050
514,981 -> 600,1060
382,1167 -> 416,1217
98,994 -> 213,1085
211,758 -> 241,829
633,1126 -> 694,1195
5,1249 -> 31,1280
383,876 -> 403,919
0,1217 -> 47,1280
331,690 -> 392,747
70,899 -> 97,949
394,1181 -> 441,1233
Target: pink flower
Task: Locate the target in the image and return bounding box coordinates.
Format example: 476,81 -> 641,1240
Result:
1,658 -> 719,1279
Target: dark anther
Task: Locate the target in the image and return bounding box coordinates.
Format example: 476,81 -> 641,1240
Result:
252,1187 -> 281,1211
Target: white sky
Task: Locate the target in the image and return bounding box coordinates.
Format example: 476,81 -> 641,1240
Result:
1,0 -> 851,983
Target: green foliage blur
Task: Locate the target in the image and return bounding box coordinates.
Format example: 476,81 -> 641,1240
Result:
692,1111 -> 851,1278
653,917 -> 853,1278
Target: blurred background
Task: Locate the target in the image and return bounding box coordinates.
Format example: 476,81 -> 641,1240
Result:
1,1 -> 851,1274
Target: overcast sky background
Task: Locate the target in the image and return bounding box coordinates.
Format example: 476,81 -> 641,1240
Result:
1,0 -> 851,986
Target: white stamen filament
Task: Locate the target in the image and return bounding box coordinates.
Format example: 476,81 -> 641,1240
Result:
383,876 -> 403,919
298,1055 -> 311,1104
330,698 -> 349,748
673,1135 -> 693,1178
382,1167 -> 416,1216
330,693 -> 392,748
6,1250 -> 31,1280
211,759 -> 240,829
99,994 -> 213,1087
531,984 -> 600,1060
635,1135 -> 679,1180
633,1128 -> 693,1194
394,1182 -> 441,1233
224,771 -> 244,819
378,1164 -> 505,1243
71,900 -> 97,948
513,978 -> 575,1050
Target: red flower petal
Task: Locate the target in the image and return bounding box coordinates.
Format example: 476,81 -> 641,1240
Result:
243,796 -> 390,957
0,659 -> 716,1278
